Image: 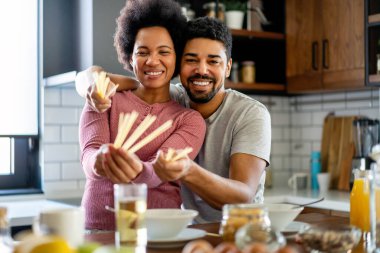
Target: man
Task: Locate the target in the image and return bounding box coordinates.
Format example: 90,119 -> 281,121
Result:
76,17 -> 271,223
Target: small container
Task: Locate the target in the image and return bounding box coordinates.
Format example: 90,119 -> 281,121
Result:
230,62 -> 239,83
241,61 -> 255,83
298,223 -> 362,252
0,207 -> 13,253
219,204 -> 271,242
310,151 -> 321,191
203,2 -> 225,22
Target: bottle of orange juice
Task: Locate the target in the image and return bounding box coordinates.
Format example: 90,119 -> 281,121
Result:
350,169 -> 371,233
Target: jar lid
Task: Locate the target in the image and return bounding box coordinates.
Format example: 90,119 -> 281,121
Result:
241,61 -> 255,66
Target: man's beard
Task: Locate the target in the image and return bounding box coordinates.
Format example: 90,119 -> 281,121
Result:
184,74 -> 222,104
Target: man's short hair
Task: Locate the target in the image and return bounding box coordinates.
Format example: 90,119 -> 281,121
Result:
185,17 -> 232,60
114,0 -> 187,77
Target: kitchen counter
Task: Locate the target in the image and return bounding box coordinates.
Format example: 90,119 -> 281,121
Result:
1,196 -> 76,227
264,187 -> 350,212
4,188 -> 350,228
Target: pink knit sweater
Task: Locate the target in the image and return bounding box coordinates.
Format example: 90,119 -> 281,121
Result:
79,90 -> 206,230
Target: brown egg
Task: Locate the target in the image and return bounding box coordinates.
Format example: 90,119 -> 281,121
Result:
276,245 -> 300,253
182,239 -> 215,253
242,242 -> 268,253
214,242 -> 240,253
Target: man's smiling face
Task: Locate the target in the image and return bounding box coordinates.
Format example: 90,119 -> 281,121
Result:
180,38 -> 232,104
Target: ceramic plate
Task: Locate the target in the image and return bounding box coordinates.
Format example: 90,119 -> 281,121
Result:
148,228 -> 206,248
282,221 -> 310,233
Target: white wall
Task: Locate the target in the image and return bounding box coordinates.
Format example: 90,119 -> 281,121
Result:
42,85 -> 380,198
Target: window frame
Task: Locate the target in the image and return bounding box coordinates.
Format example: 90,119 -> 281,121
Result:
0,0 -> 43,195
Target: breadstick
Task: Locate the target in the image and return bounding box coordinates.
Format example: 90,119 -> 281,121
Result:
114,111 -> 138,148
105,83 -> 119,98
122,115 -> 156,151
114,113 -> 128,147
165,148 -> 175,161
170,147 -> 193,162
128,120 -> 173,153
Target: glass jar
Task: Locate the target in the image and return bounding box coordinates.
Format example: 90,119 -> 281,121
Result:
203,2 -> 225,22
219,204 -> 271,242
0,207 -> 13,253
350,169 -> 371,233
241,61 -> 255,83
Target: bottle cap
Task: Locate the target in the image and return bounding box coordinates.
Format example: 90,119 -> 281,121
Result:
241,61 -> 255,66
310,151 -> 320,159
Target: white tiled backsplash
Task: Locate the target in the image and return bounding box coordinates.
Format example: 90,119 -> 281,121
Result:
43,84 -> 380,197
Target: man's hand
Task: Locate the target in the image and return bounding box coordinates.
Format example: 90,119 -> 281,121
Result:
101,144 -> 143,183
153,150 -> 192,181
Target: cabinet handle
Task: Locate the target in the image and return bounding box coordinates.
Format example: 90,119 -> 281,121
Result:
312,41 -> 318,70
322,39 -> 329,69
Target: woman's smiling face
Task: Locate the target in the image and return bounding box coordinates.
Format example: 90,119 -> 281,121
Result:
129,26 -> 176,89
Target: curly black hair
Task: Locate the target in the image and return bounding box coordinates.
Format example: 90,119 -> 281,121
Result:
114,0 -> 187,77
185,17 -> 232,60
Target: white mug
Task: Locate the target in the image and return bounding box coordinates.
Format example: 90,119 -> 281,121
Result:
33,207 -> 85,247
288,173 -> 308,190
317,172 -> 331,193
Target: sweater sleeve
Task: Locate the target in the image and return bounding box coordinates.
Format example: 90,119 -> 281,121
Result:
79,103 -> 111,180
132,109 -> 206,187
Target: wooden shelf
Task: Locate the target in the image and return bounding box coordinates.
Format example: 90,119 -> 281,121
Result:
225,81 -> 286,92
369,74 -> 380,83
230,29 -> 285,40
369,13 -> 380,24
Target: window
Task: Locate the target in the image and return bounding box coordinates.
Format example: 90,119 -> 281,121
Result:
0,0 -> 42,195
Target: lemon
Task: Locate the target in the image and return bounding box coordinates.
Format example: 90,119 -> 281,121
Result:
14,235 -> 73,253
30,238 -> 72,253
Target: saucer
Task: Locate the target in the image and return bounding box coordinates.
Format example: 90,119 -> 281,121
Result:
148,228 -> 206,248
282,221 -> 310,233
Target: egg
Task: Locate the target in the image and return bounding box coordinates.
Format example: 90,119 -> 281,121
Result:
242,242 -> 268,253
214,242 -> 240,253
182,239 -> 215,253
276,245 -> 300,253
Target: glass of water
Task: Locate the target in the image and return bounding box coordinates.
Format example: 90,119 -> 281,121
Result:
114,183 -> 147,249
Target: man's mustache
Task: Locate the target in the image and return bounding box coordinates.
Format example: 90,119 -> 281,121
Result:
188,74 -> 216,82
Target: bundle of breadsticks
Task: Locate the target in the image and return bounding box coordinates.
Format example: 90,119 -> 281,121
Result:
113,111 -> 192,161
93,71 -> 119,99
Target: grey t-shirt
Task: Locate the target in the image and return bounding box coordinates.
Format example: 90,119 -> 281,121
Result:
170,84 -> 271,223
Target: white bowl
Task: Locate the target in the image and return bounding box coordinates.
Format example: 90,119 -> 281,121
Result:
145,208 -> 198,239
265,203 -> 303,231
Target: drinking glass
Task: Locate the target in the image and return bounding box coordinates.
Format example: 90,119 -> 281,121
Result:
114,183 -> 147,249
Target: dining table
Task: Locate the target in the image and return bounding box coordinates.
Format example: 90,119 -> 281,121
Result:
85,212 -> 366,253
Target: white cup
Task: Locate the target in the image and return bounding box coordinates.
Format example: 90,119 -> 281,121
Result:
33,207 -> 85,247
288,173 -> 308,190
317,172 -> 331,193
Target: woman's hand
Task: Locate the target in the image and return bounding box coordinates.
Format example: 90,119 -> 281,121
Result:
86,75 -> 117,113
100,144 -> 143,183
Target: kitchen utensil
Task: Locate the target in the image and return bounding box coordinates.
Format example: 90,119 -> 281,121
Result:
291,197 -> 325,209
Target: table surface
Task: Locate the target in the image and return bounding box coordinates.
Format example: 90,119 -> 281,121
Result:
85,212 -> 366,253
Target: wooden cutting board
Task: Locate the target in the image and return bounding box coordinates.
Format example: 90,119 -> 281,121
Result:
327,117 -> 344,189
321,115 -> 357,191
320,115 -> 334,173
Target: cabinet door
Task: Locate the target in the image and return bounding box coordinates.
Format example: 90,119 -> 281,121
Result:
286,0 -> 323,93
321,0 -> 365,89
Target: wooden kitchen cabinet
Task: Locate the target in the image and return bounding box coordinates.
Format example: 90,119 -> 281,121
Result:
366,0 -> 380,86
286,0 -> 365,94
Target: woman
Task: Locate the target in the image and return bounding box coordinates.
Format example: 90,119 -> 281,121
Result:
79,0 -> 206,231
